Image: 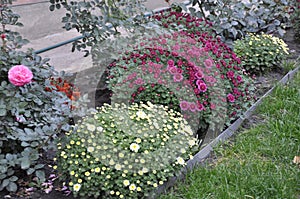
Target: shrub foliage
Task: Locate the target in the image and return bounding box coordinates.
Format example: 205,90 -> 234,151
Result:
234,33 -> 289,74
0,0 -> 71,192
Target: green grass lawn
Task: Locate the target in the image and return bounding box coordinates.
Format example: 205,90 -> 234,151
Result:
159,72 -> 300,199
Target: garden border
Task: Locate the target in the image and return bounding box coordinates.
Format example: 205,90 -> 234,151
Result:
154,65 -> 300,197
2,1 -> 299,198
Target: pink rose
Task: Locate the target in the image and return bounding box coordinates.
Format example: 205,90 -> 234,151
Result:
196,79 -> 204,87
177,60 -> 183,67
210,103 -> 216,110
176,68 -> 182,74
154,73 -> 160,79
172,45 -> 180,51
8,65 -> 33,86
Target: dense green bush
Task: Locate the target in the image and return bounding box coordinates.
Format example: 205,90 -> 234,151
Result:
291,0 -> 300,41
0,0 -> 71,192
233,33 -> 289,74
55,102 -> 199,198
182,0 -> 293,43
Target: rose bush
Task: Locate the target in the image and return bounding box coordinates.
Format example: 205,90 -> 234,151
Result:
54,102 -> 199,198
0,0 -> 72,192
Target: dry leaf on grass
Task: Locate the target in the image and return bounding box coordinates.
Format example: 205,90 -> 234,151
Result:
292,156 -> 300,164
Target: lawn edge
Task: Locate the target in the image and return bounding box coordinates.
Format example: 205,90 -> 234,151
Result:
154,65 -> 300,197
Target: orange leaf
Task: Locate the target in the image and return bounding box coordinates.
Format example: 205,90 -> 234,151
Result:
70,95 -> 76,101
72,91 -> 81,99
293,156 -> 300,164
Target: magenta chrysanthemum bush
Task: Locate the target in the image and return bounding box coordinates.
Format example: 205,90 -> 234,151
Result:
106,10 -> 255,138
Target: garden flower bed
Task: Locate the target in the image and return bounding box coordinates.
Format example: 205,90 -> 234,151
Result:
5,27 -> 294,199
2,37 -> 297,199
1,1 -> 300,198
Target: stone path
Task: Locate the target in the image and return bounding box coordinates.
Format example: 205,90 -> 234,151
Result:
11,0 -> 188,72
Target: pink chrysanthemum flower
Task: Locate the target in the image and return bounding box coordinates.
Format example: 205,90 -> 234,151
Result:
173,73 -> 183,82
204,58 -> 214,68
179,100 -> 189,111
198,82 -> 207,92
227,93 -> 235,103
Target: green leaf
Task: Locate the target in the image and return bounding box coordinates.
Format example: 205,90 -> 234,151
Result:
49,4 -> 55,11
34,164 -> 44,170
0,174 -> 7,180
0,166 -> 7,174
21,158 -> 30,170
35,170 -> 45,182
9,176 -> 18,182
26,168 -> 35,175
6,154 -> 14,161
56,3 -> 61,9
30,142 -> 39,147
0,109 -> 6,116
1,179 -> 10,188
21,141 -> 30,147
6,182 -> 17,192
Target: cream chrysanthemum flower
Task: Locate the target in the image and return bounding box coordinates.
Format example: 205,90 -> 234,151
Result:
86,124 -> 96,131
123,180 -> 130,186
87,146 -> 94,153
140,168 -> 148,174
188,139 -> 196,147
73,183 -> 81,192
176,157 -> 185,165
130,143 -> 140,152
95,167 -> 100,173
97,126 -> 103,132
115,164 -> 122,170
129,184 -> 136,191
135,137 -> 142,143
136,110 -> 147,119
183,125 -> 193,136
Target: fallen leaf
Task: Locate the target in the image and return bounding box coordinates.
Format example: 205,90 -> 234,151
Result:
292,156 -> 300,164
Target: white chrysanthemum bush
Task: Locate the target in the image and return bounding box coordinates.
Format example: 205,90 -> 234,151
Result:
54,102 -> 199,198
